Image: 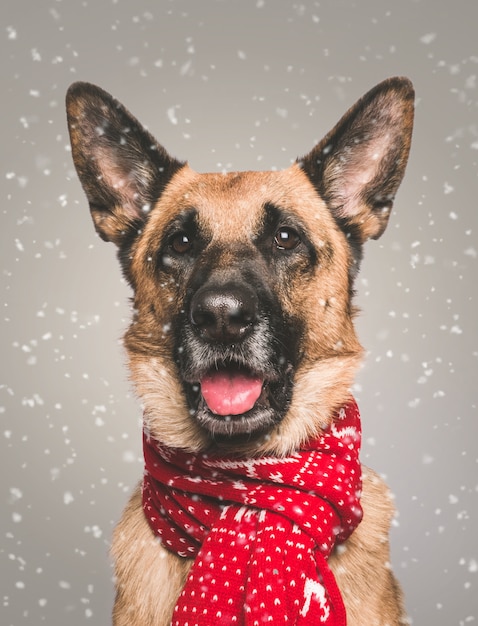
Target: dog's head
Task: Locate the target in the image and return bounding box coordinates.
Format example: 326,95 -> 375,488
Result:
66,78 -> 414,455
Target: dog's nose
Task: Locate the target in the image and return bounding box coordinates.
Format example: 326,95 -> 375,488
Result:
190,284 -> 258,343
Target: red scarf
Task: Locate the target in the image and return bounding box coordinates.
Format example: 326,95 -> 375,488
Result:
142,400 -> 362,625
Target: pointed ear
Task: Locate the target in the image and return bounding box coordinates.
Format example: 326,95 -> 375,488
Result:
299,77 -> 414,241
66,82 -> 185,246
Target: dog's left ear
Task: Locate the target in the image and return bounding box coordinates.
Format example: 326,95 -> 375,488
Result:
66,82 -> 185,246
299,77 -> 414,241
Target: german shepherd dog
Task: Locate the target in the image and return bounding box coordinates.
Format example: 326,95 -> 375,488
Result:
66,77 -> 414,625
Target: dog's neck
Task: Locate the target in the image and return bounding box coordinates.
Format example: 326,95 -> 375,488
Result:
142,400 -> 363,625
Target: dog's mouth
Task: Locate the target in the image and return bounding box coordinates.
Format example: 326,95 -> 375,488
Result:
200,365 -> 264,417
184,361 -> 292,439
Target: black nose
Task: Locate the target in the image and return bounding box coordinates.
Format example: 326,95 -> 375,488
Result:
190,283 -> 258,343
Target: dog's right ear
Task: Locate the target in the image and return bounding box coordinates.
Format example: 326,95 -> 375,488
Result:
66,82 -> 185,246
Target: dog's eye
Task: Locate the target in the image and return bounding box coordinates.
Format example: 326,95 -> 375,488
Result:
170,232 -> 193,254
274,227 -> 301,251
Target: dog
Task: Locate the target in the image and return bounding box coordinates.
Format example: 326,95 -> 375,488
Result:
66,76 -> 414,625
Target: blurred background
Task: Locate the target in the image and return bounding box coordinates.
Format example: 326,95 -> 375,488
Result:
1,1 -> 477,624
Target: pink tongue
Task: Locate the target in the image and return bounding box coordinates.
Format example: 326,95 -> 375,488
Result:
201,369 -> 263,416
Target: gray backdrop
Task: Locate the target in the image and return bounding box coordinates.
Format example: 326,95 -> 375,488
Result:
2,1 -> 477,624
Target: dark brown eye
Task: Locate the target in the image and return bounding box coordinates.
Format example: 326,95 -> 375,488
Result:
170,232 -> 193,254
274,227 -> 301,250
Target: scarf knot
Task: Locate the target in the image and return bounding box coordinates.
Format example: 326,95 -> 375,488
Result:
142,400 -> 362,625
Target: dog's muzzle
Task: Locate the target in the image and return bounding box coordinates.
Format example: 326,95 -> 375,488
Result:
177,281 -> 295,439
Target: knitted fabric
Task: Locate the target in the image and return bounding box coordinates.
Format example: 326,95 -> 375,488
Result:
142,400 -> 363,625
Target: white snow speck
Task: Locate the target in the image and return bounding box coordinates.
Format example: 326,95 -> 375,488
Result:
9,487 -> 23,502
7,26 -> 17,40
167,106 -> 178,125
420,33 -> 437,45
180,59 -> 192,76
122,450 -> 137,463
84,525 -> 103,539
465,75 -> 476,89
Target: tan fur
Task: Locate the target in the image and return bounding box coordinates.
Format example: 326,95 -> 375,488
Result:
66,77 -> 414,625
126,166 -> 363,455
